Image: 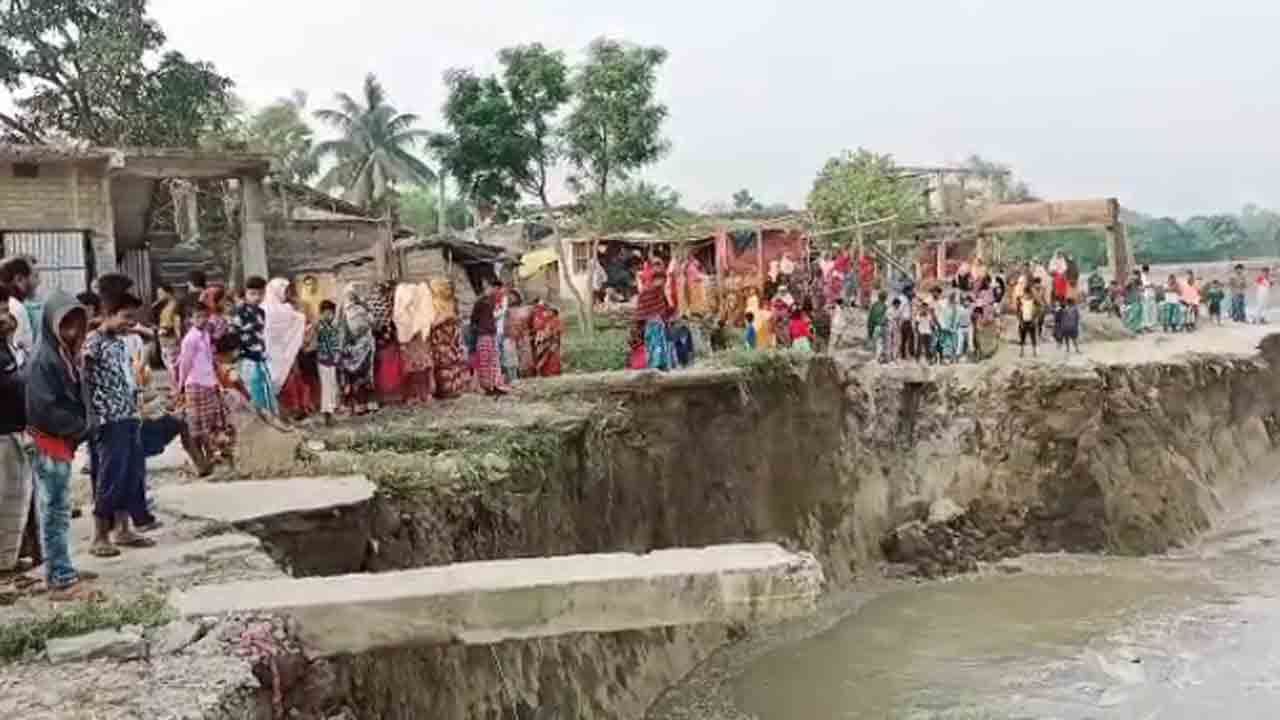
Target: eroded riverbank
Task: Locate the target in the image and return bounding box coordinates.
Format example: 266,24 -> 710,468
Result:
655,482 -> 1280,719
6,323 -> 1279,719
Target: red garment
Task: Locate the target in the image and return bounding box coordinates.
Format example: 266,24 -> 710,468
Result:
789,314 -> 814,342
635,283 -> 671,321
374,343 -> 405,402
1053,272 -> 1070,302
279,365 -> 316,416
29,429 -> 75,462
834,251 -> 853,275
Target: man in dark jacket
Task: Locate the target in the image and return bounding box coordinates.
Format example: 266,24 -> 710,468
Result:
25,291 -> 94,597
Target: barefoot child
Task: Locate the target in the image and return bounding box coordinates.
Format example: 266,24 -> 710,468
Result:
83,290 -> 154,557
25,292 -> 95,597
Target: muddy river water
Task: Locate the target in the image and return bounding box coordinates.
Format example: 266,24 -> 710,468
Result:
656,487 -> 1280,719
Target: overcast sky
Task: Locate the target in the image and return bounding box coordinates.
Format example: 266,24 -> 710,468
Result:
149,0 -> 1280,218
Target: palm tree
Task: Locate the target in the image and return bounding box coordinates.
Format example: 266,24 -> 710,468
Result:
313,74 -> 436,208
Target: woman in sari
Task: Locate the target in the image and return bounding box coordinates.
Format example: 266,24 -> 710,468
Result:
262,278 -> 310,420
368,281 -> 404,405
635,267 -> 674,371
529,301 -> 563,377
685,258 -> 709,316
339,284 -> 376,414
1123,270 -> 1145,333
504,294 -> 534,380
398,282 -> 435,405
470,287 -> 506,394
429,282 -> 468,399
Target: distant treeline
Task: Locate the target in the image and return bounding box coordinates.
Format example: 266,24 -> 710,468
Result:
1001,205 -> 1280,270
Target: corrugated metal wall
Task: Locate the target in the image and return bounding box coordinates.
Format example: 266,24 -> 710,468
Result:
120,248 -> 152,303
0,230 -> 92,295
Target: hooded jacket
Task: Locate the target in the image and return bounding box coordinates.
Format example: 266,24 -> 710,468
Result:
0,337 -> 23,435
25,291 -> 88,441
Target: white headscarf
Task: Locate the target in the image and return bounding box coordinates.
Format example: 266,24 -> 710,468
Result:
262,277 -> 306,393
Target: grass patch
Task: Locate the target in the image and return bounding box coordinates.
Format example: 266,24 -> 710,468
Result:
326,426 -> 570,500
714,347 -> 806,382
0,593 -> 172,662
561,312 -> 630,374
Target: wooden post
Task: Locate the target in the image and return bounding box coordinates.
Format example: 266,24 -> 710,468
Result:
936,239 -> 946,281
756,226 -> 765,285
856,208 -> 864,265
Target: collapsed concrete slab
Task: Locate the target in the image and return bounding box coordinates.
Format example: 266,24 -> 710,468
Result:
152,475 -> 374,524
171,543 -> 824,656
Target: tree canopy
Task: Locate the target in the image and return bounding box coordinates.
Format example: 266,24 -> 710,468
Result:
0,0 -> 234,146
433,43 -> 571,215
583,181 -> 688,234
313,73 -> 435,209
563,38 -> 670,200
807,148 -> 924,241
244,91 -> 317,184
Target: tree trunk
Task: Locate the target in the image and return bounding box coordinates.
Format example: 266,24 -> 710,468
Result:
545,202 -> 593,336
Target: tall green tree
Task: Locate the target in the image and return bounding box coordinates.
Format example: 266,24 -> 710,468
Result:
0,0 -> 234,145
584,181 -> 687,234
732,189 -> 764,212
245,91 -> 317,184
313,73 -> 435,208
397,186 -> 472,234
433,43 -> 571,212
563,38 -> 670,202
431,69 -> 523,216
500,43 -> 571,206
807,148 -> 924,242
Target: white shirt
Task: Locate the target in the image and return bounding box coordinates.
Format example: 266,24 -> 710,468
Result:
7,297 -> 31,366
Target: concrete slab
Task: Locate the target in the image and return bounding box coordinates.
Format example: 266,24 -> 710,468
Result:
153,475 -> 374,525
172,543 -> 824,656
76,533 -> 263,576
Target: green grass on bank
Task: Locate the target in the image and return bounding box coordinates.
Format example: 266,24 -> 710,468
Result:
561,313 -> 630,374
0,593 -> 173,662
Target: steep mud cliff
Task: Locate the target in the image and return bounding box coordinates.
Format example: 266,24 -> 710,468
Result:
291,331 -> 1280,719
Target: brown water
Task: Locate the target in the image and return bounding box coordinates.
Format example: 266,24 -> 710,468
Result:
719,491 -> 1280,720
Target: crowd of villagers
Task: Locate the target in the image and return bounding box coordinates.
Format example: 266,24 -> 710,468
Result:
724,247 -> 1101,363
1116,263 -> 1272,334
153,272 -> 568,425
0,258 -> 565,599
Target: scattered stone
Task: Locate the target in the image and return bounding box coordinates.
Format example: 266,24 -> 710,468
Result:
481,452 -> 511,474
46,628 -> 146,665
928,498 -> 966,524
150,619 -> 203,655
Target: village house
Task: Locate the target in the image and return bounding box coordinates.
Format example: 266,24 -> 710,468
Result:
0,143 -> 273,295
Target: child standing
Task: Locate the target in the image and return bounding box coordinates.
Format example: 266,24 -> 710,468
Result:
868,292 -> 888,359
233,276 -> 276,414
743,312 -> 758,350
1206,279 -> 1226,325
956,295 -> 973,361
1018,293 -> 1038,358
83,291 -> 155,557
315,300 -> 341,425
24,292 -> 94,597
176,300 -> 219,474
1255,267 -> 1272,324
1229,264 -> 1249,322
915,302 -> 935,364
1059,297 -> 1082,353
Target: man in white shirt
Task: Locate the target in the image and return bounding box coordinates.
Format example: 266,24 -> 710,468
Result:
0,257 -> 39,366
